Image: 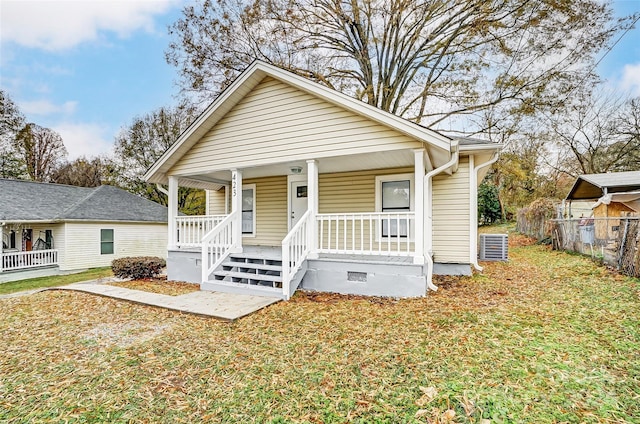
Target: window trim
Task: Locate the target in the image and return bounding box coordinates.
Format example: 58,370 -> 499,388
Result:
100,229 -> 114,255
374,173 -> 415,241
242,183 -> 256,237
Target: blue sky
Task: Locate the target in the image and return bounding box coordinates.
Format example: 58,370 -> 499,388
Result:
1,0 -> 640,160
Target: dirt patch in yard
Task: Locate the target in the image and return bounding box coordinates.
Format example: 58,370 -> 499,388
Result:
108,277 -> 200,296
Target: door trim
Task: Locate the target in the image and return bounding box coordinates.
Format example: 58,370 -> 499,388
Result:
287,174 -> 307,230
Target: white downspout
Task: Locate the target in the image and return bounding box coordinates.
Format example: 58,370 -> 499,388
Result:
470,151 -> 500,272
156,184 -> 169,197
424,140 -> 459,292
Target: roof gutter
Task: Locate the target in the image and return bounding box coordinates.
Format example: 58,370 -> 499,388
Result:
470,151 -> 500,272
424,140 -> 459,292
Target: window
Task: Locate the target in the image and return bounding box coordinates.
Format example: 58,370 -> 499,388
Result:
9,230 -> 16,249
375,174 -> 414,238
45,230 -> 53,249
242,185 -> 256,235
100,229 -> 114,254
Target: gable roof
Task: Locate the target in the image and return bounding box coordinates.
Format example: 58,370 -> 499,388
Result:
0,179 -> 168,223
566,171 -> 640,200
145,60 -> 464,185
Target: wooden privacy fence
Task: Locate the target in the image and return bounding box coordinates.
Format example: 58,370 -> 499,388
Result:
550,217 -> 640,278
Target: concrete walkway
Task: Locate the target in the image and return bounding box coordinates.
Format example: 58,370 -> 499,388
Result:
50,283 -> 280,320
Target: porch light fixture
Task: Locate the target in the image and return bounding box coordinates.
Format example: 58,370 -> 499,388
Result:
290,166 -> 303,174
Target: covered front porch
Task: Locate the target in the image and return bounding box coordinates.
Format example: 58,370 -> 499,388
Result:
166,149 -> 438,300
1,223 -> 59,280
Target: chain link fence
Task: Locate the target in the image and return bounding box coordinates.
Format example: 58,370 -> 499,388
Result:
549,217 -> 640,278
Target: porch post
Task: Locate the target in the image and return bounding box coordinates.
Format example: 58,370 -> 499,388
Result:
168,176 -> 179,250
307,159 -> 319,259
413,149 -> 425,264
231,169 -> 243,252
0,223 -> 4,273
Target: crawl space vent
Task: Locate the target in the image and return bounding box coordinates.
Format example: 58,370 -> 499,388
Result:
479,234 -> 508,261
347,271 -> 367,282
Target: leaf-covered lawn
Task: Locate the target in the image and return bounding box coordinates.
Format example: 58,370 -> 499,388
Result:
108,278 -> 201,296
1,235 -> 638,423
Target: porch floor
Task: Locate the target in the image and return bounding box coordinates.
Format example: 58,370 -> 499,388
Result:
52,281 -> 280,321
196,245 -> 416,265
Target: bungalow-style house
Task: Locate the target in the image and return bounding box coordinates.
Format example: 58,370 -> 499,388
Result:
565,171 -> 640,240
145,61 -> 502,300
0,179 -> 168,283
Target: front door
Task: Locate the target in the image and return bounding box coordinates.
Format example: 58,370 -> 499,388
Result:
289,180 -> 308,229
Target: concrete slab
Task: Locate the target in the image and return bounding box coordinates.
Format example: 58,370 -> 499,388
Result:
51,283 -> 280,321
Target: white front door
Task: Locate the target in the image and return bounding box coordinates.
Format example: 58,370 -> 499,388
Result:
289,180 -> 308,229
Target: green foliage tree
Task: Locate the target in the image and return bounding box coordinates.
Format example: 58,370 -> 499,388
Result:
478,177 -> 501,225
166,0 -> 634,133
0,89 -> 27,178
113,102 -> 206,214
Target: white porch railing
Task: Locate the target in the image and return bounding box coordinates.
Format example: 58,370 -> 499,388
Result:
201,212 -> 238,282
317,212 -> 415,256
282,210 -> 312,300
176,215 -> 227,248
1,249 -> 59,272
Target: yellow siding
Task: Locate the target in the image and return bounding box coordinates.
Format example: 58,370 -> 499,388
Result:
169,77 -> 423,175
244,176 -> 287,246
432,156 -> 471,263
207,188 -> 227,215
319,167 -> 412,213
61,222 -> 167,270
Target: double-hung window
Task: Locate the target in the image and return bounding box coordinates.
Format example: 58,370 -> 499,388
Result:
100,229 -> 114,254
375,174 -> 414,238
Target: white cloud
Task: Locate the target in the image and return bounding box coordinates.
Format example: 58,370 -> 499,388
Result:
53,122 -> 114,160
621,63 -> 640,96
0,0 -> 176,51
20,99 -> 78,116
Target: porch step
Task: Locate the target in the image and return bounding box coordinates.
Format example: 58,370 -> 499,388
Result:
222,261 -> 282,272
212,253 -> 284,289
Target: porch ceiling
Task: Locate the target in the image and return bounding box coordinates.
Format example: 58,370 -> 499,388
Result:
176,149 -> 427,185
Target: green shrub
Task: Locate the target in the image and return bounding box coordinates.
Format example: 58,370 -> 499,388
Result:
111,256 -> 166,279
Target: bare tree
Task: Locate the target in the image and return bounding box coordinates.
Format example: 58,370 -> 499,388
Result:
14,123 -> 67,182
113,102 -> 206,214
166,0 -> 635,133
51,156 -> 118,187
546,91 -> 640,176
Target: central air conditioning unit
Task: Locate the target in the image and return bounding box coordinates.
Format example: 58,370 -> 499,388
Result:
479,234 -> 508,261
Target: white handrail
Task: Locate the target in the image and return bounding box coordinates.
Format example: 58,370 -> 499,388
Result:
176,215 -> 227,247
2,249 -> 59,271
317,212 -> 415,256
201,211 -> 238,282
282,209 -> 312,299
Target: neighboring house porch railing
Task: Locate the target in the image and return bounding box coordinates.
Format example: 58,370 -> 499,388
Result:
176,215 -> 227,248
316,212 -> 415,256
1,249 -> 59,272
282,210 -> 312,299
201,212 -> 238,282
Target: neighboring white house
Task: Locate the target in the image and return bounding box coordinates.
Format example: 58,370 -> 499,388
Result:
0,179 -> 168,283
145,60 -> 502,300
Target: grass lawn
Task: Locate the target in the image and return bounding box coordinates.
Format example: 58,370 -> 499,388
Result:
0,267 -> 113,295
1,235 -> 638,423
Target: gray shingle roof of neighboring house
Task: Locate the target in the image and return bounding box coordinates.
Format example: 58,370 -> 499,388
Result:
0,179 -> 168,223
566,171 -> 640,200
